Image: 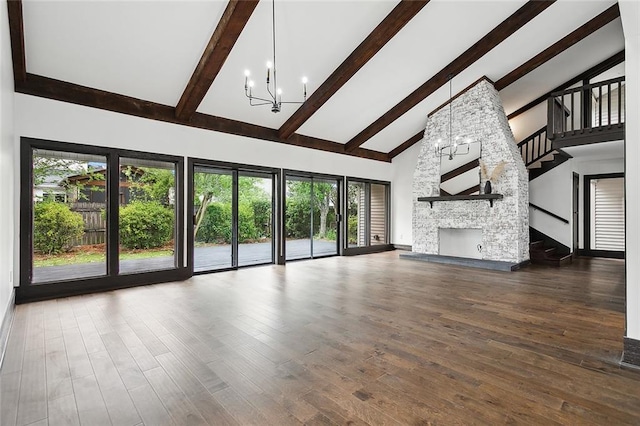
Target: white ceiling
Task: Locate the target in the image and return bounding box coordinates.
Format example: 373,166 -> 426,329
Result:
21,0 -> 625,155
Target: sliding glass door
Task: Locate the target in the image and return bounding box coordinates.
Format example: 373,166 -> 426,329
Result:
284,172 -> 341,261
238,172 -> 274,267
193,167 -> 234,272
346,178 -> 390,253
190,160 -> 276,273
312,179 -> 339,257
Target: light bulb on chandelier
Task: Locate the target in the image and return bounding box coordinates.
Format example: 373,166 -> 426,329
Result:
436,74 -> 475,160
243,0 -> 307,113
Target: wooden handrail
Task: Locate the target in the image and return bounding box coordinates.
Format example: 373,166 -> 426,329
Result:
549,76 -> 625,98
517,126 -> 552,167
529,203 -> 569,224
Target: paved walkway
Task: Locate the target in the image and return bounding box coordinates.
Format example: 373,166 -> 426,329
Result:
32,239 -> 338,282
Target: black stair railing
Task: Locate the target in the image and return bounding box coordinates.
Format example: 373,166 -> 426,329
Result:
517,127 -> 553,166
529,203 -> 569,224
547,76 -> 625,140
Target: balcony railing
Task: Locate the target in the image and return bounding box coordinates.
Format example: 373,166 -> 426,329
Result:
547,76 -> 625,147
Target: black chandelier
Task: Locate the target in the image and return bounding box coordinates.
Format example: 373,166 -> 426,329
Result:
243,0 -> 307,113
435,75 -> 473,160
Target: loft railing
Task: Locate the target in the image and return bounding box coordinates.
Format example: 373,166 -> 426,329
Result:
547,76 -> 625,146
517,127 -> 552,166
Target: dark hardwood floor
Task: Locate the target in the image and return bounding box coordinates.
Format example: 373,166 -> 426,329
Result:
1,252 -> 638,425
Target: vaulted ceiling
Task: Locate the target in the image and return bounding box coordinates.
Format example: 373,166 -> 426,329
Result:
8,0 -> 625,162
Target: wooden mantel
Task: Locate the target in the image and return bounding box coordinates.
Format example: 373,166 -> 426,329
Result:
417,194 -> 503,208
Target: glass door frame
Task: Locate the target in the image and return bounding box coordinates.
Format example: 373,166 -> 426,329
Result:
187,158 -> 280,274
282,170 -> 343,262
344,177 -> 393,256
19,137 -> 186,303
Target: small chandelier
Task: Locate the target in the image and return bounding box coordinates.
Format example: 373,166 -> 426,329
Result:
243,0 -> 307,113
435,74 -> 473,160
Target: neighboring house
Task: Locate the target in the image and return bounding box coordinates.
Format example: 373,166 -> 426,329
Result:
63,166 -> 145,204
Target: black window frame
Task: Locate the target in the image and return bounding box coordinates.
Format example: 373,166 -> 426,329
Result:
18,137 -> 187,303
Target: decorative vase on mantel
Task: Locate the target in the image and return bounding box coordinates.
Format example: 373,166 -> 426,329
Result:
484,180 -> 492,195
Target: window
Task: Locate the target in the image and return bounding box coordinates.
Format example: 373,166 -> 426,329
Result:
119,157 -> 179,274
591,177 -> 624,251
31,148 -> 108,283
19,138 -> 186,302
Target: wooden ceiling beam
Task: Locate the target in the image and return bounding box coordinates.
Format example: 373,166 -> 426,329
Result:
506,49 -> 624,120
278,0 -> 429,140
17,74 -> 389,162
7,0 -> 27,84
388,7 -> 621,160
495,4 -> 620,91
175,0 -> 259,121
344,0 -> 555,153
387,131 -> 423,160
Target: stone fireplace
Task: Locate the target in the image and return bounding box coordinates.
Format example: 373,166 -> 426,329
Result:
404,78 -> 529,270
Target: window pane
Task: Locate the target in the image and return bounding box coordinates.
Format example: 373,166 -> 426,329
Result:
312,179 -> 338,257
238,173 -> 273,267
347,181 -> 366,248
119,157 -> 177,274
285,177 -> 312,260
370,184 -> 388,245
193,168 -> 233,272
32,149 -> 108,283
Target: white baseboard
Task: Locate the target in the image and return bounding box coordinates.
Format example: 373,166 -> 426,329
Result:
0,288 -> 16,369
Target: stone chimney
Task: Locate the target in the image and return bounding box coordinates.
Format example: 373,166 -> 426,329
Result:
411,78 -> 529,265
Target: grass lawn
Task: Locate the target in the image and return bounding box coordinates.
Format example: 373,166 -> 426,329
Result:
34,246 -> 174,267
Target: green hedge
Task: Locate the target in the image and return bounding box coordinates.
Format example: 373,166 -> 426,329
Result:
196,202 -> 266,244
119,201 -> 174,249
33,202 -> 85,254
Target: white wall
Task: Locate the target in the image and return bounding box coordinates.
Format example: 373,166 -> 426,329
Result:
1,0 -> 16,331
15,95 -> 394,179
620,0 -> 640,341
529,160 -> 573,247
528,155 -> 624,250
391,142 -> 419,246
13,94 -> 397,284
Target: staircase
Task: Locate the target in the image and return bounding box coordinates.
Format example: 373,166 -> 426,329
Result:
529,227 -> 572,267
518,127 -> 572,180
518,127 -> 573,266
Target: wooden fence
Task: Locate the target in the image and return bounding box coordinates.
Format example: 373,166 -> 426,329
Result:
70,202 -> 106,245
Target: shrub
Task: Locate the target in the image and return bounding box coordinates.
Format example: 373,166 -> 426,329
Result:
33,202 -> 85,254
119,201 -> 173,249
285,197 -> 311,239
238,202 -> 258,242
195,202 -> 259,244
251,200 -> 272,238
196,202 -> 231,244
324,228 -> 337,242
348,216 -> 359,245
